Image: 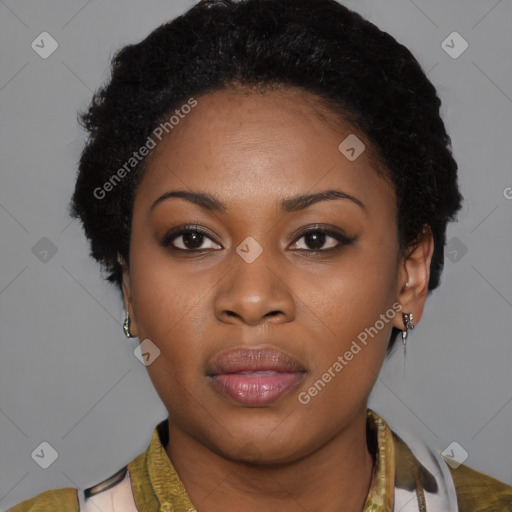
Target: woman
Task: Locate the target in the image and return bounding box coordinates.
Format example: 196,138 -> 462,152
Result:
9,0 -> 512,510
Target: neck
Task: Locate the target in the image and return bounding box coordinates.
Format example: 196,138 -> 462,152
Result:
165,407 -> 376,512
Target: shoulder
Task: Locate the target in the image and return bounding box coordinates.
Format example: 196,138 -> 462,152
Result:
388,421 -> 512,511
449,463 -> 512,511
6,467 -> 131,512
6,488 -> 78,512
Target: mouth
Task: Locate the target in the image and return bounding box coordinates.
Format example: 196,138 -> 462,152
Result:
206,346 -> 306,406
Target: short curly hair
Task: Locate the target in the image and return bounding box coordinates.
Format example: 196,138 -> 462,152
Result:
70,0 -> 463,354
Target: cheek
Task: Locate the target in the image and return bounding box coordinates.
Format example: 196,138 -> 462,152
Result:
306,245 -> 399,338
299,241 -> 399,393
128,260 -> 208,411
128,242 -> 207,365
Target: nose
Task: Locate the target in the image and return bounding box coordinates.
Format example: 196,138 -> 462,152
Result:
213,250 -> 296,327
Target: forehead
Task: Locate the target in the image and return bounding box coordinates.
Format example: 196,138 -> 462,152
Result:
135,87 -> 394,216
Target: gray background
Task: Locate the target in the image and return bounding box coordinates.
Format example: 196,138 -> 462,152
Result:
1,0 -> 511,508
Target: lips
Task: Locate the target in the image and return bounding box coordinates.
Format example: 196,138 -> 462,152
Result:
206,346 -> 306,406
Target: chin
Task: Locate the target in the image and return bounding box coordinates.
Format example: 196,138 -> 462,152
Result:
202,420 -> 313,465
221,440 -> 308,466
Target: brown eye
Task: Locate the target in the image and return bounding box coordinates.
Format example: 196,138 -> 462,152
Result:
160,226 -> 222,252
290,226 -> 355,253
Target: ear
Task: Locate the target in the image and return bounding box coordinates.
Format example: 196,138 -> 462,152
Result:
392,226 -> 434,331
118,254 -> 139,338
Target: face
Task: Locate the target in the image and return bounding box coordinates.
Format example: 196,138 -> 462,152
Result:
122,87 -> 432,463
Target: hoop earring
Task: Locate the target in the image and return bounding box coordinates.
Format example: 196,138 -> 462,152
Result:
401,312 -> 414,355
123,311 -> 136,338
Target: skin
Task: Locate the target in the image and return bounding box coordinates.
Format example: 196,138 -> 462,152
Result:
120,87 -> 434,511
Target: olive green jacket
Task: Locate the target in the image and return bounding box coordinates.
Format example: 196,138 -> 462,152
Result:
8,410 -> 512,511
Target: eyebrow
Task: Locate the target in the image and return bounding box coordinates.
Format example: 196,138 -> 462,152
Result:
150,189 -> 366,213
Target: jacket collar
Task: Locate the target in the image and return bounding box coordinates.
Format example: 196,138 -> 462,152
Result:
125,408 -> 458,511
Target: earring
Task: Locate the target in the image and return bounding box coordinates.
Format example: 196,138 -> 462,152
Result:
401,312 -> 414,355
123,311 -> 136,338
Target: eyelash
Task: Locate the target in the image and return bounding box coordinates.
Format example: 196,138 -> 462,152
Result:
160,224 -> 356,255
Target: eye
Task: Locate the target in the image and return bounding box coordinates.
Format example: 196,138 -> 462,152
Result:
160,224 -> 355,254
289,225 -> 355,254
160,225 -> 222,252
